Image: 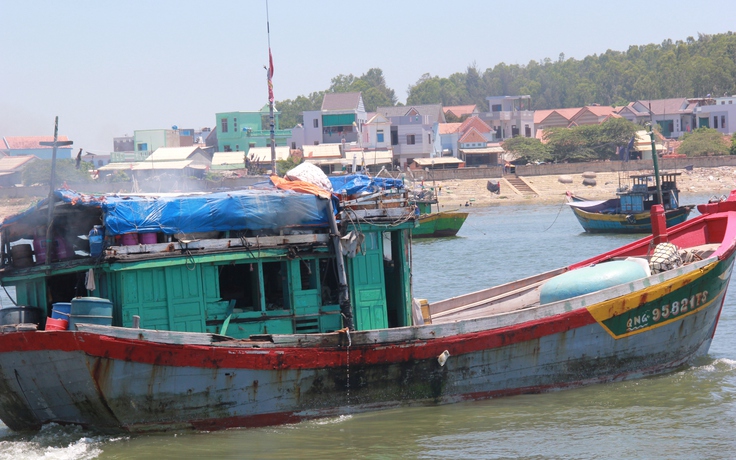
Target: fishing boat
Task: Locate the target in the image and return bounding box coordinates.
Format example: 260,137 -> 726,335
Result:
566,171 -> 693,233
0,172 -> 735,434
412,188 -> 468,238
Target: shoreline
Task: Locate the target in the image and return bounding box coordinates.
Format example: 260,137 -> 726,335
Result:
1,167 -> 735,221
415,167 -> 736,209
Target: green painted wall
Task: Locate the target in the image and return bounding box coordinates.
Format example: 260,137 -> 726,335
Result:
216,111 -> 291,152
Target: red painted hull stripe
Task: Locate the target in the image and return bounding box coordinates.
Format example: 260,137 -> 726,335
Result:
0,309 -> 597,369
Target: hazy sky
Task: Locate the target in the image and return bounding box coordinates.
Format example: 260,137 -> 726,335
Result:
2,0 -> 735,155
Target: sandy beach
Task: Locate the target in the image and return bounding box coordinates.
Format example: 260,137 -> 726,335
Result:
417,166 -> 736,210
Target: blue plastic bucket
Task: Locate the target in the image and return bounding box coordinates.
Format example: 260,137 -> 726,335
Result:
51,302 -> 72,320
71,297 -> 112,316
68,297 -> 113,330
89,225 -> 104,257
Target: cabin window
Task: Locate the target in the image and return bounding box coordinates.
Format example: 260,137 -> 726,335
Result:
233,118 -> 238,131
221,118 -> 228,133
137,143 -> 148,151
313,119 -> 319,128
491,104 -> 502,112
299,259 -> 317,290
714,116 -> 719,129
407,134 -> 416,145
263,261 -> 288,311
377,130 -> 384,143
319,258 -> 339,305
722,115 -> 726,128
218,263 -> 260,311
224,145 -> 232,152
383,233 -> 393,261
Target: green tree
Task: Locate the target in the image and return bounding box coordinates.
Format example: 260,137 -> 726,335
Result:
544,127 -> 596,163
276,32 -> 736,133
406,73 -> 442,105
327,68 -> 396,111
730,136 -> 736,156
501,137 -> 551,164
22,159 -> 94,186
276,155 -> 304,176
677,128 -> 730,156
591,117 -> 640,160
276,91 -> 324,129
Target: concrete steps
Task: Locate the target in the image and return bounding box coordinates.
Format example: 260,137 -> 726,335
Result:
503,175 -> 538,196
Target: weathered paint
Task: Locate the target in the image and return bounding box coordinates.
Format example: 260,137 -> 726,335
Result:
0,261 -> 728,433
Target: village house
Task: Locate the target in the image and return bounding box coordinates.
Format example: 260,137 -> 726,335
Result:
375,104 -> 444,168
616,98 -> 703,138
0,155 -> 37,187
481,95 -> 534,140
216,107 -> 291,154
695,95 -> 736,134
1,136 -> 73,160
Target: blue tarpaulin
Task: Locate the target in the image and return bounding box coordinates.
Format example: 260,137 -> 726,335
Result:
329,174 -> 404,196
2,189 -> 332,236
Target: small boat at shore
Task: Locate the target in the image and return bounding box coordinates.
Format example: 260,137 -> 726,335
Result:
412,188 -> 468,238
0,172 -> 734,434
567,171 -> 693,233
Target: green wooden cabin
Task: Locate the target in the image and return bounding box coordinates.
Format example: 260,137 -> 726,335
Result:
0,190 -> 415,337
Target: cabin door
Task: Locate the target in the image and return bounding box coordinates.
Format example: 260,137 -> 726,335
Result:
347,231 -> 388,331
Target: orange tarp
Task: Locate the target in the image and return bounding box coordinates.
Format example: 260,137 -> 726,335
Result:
270,175 -> 332,200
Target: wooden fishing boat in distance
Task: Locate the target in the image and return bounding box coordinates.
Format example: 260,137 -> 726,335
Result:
567,171 -> 693,233
412,192 -> 468,238
0,177 -> 734,434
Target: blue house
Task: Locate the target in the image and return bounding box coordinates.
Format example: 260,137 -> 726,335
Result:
1,136 -> 73,160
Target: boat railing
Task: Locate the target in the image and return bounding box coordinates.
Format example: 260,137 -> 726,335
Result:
339,189 -> 417,222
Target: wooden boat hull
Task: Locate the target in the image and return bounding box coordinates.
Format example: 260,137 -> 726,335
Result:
569,205 -> 692,233
0,207 -> 733,433
413,210 -> 469,238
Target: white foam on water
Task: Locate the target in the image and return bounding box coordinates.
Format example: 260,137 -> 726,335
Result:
0,422 -> 126,460
693,357 -> 736,373
312,414 -> 353,426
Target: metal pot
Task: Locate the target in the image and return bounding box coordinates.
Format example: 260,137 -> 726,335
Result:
0,306 -> 43,326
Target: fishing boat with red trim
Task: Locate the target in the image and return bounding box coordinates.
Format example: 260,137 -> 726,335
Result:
0,169 -> 735,434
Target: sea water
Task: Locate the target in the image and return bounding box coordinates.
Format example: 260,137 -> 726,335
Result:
2,192 -> 736,459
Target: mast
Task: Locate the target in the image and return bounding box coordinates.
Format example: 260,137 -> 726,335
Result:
649,127 -> 664,206
648,102 -> 663,206
39,117 -> 72,261
266,1 -> 276,175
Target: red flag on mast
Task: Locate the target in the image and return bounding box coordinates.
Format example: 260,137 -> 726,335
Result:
268,48 -> 274,102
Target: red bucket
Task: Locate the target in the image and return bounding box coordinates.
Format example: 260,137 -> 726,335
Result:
46,317 -> 68,331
